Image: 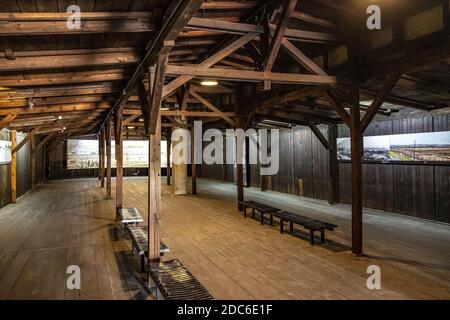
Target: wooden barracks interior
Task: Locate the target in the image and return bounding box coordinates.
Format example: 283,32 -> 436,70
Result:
0,0 -> 449,300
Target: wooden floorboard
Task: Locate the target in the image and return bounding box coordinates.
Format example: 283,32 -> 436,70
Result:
0,177 -> 449,299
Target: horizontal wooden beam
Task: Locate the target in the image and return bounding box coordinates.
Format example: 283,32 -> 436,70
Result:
270,24 -> 339,43
0,102 -> 110,116
161,110 -> 237,118
187,17 -> 263,34
0,48 -> 138,72
291,11 -> 335,28
0,69 -> 126,87
0,13 -> 156,35
200,2 -> 257,9
162,32 -> 259,99
165,65 -> 337,85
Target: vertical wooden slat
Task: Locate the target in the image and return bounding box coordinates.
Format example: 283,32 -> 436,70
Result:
148,117 -> 161,262
31,136 -> 36,189
11,130 -> 17,203
106,119 -> 112,197
166,132 -> 171,186
328,124 -> 339,204
100,128 -> 105,188
191,127 -> 197,195
114,109 -> 124,212
350,86 -> 363,255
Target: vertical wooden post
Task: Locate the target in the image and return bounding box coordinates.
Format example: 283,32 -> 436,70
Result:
148,117 -> 162,262
31,136 -> 36,189
100,128 -> 105,188
166,131 -> 171,186
191,127 -> 197,195
114,109 -> 124,213
328,124 -> 339,204
106,120 -> 112,197
11,130 -> 17,203
350,86 -> 363,255
236,128 -> 244,211
42,144 -> 47,183
245,137 -> 251,187
98,135 -> 102,181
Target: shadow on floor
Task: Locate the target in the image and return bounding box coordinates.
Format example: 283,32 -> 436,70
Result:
114,250 -> 153,300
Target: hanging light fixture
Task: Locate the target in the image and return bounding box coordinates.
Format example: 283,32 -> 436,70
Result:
200,79 -> 218,86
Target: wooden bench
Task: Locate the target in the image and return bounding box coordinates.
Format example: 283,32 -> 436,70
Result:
117,208 -> 143,237
148,259 -> 213,300
239,200 -> 281,225
272,211 -> 337,245
127,225 -> 170,272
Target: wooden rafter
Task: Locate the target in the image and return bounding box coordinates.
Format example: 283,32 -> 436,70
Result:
189,89 -> 236,127
263,0 -> 298,89
307,121 -> 333,151
148,54 -> 169,135
324,90 -> 351,126
0,112 -> 18,130
12,127 -> 40,154
281,38 -> 327,75
360,72 -> 401,132
162,32 -> 259,99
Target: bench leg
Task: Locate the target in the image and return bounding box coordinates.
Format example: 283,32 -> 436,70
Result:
140,254 -> 145,272
310,229 -> 314,245
290,221 -> 293,233
260,212 -> 264,225
321,230 -> 325,244
243,206 -> 247,218
269,214 -> 273,226
280,219 -> 284,234
252,208 -> 255,218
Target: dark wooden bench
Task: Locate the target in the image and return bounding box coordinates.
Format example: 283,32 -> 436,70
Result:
148,259 -> 213,300
272,211 -> 337,245
239,200 -> 281,225
127,225 -> 170,272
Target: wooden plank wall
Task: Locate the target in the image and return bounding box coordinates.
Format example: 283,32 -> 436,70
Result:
200,114 -> 450,223
0,130 -> 41,209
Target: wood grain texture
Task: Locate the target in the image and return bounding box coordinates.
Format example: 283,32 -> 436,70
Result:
0,177 -> 449,299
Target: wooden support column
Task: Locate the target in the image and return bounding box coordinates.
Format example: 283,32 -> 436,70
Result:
237,164 -> 244,210
98,135 -> 102,181
148,116 -> 162,262
10,130 -> 17,203
114,108 -> 124,213
236,128 -> 244,211
245,137 -> 251,187
166,134 -> 171,186
349,86 -> 363,255
106,119 -> 112,197
328,124 -> 339,204
191,127 -> 197,195
42,144 -> 47,183
172,128 -> 188,195
100,128 -> 105,188
31,136 -> 36,189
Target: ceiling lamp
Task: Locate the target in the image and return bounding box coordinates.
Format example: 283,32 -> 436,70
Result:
200,79 -> 218,86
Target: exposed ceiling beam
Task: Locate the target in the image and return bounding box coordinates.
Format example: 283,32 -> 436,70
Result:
162,32 -> 259,99
189,89 -> 236,126
165,64 -> 337,85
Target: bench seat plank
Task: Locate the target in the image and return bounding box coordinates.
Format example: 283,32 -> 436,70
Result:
239,200 -> 281,225
127,225 -> 169,271
148,259 -> 213,300
119,207 -> 144,224
272,211 -> 337,245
